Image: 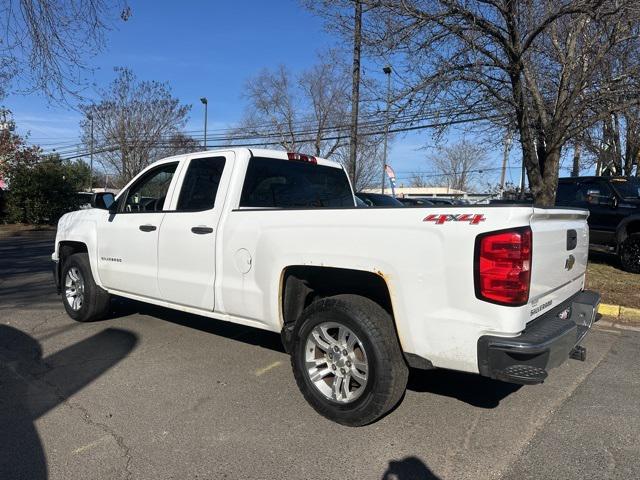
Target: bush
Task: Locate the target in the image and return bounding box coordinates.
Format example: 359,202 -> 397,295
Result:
5,160 -> 85,225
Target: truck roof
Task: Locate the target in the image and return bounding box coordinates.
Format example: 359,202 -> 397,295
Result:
159,148 -> 344,170
559,176 -> 631,182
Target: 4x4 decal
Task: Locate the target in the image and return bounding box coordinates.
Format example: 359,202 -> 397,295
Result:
423,213 -> 486,225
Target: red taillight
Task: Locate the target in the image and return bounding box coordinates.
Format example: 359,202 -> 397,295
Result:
475,227 -> 532,306
287,152 -> 317,164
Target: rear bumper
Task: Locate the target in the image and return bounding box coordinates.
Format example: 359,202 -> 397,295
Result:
477,290 -> 600,384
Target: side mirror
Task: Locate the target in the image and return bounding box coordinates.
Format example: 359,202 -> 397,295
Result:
91,192 -> 116,212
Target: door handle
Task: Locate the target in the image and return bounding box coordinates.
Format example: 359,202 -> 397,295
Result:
191,226 -> 214,235
139,224 -> 157,232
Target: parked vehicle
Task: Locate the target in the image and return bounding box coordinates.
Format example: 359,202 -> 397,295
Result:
397,197 -> 434,207
52,148 -> 599,426
429,197 -> 469,206
356,192 -> 405,207
556,176 -> 640,273
355,195 -> 368,208
75,192 -> 93,210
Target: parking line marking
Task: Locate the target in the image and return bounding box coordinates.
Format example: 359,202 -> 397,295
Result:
255,360 -> 283,376
72,435 -> 111,454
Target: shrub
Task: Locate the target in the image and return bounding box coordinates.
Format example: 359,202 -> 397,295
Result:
5,160 -> 86,225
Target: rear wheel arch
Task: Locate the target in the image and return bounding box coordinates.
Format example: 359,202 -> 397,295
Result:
279,265 -> 398,351
616,217 -> 640,246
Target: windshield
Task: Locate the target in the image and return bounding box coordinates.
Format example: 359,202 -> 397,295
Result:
610,177 -> 640,199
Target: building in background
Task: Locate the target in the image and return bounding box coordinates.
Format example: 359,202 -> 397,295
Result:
363,186 -> 467,199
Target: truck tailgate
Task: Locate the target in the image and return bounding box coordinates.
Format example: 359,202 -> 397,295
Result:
528,208 -> 589,320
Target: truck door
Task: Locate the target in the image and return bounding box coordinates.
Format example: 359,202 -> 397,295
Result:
157,153 -> 234,310
574,181 -> 619,246
97,161 -> 180,299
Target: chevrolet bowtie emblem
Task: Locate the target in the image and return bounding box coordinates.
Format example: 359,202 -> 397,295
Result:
565,254 -> 575,271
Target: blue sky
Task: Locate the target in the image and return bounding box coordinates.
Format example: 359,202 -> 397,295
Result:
4,0 -> 544,188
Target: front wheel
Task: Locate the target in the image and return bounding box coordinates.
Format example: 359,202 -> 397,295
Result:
291,294 -> 408,426
61,253 -> 111,322
620,233 -> 640,274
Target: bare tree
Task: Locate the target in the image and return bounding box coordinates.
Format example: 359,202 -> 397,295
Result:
409,172 -> 428,187
310,1 -> 640,205
0,0 -> 130,101
238,52 -> 383,190
429,140 -> 489,192
80,67 -> 191,185
160,133 -> 201,157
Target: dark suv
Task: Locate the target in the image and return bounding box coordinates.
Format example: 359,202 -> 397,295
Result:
556,176 -> 640,273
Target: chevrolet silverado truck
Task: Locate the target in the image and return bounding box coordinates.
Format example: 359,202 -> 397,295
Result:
556,176 -> 640,273
52,148 -> 600,426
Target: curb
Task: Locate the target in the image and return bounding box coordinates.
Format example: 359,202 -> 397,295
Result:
598,303 -> 640,325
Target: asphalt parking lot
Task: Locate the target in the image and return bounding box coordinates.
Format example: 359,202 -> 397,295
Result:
1,231 -> 639,480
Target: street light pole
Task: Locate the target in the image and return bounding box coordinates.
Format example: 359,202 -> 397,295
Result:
381,65 -> 392,194
200,97 -> 208,150
88,112 -> 94,192
348,0 -> 363,187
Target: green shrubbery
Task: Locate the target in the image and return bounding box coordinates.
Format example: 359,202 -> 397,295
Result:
1,113 -> 90,225
4,158 -> 88,225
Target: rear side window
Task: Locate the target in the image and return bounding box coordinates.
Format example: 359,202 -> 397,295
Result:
177,157 -> 226,211
556,183 -> 579,205
575,182 -> 614,205
240,157 -> 353,208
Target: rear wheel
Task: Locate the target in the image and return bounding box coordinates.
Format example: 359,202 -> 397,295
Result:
61,253 -> 111,322
291,294 -> 408,426
620,233 -> 640,274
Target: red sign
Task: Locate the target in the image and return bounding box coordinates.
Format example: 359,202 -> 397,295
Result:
423,213 -> 486,225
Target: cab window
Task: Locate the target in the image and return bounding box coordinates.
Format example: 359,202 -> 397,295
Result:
122,163 -> 178,213
240,157 -> 353,208
176,157 -> 226,211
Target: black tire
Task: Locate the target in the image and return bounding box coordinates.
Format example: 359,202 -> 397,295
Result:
61,253 -> 111,322
620,233 -> 640,274
291,294 -> 408,426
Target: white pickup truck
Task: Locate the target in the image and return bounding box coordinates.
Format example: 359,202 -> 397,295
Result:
52,148 -> 600,426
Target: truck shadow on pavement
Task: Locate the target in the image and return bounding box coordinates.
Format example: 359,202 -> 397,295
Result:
0,325 -> 138,480
112,298 -> 519,409
407,368 -> 521,408
111,297 -> 287,353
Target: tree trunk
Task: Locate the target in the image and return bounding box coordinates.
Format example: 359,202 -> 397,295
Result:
536,148 -> 562,206
625,118 -> 639,176
522,139 -> 562,207
612,114 -> 623,174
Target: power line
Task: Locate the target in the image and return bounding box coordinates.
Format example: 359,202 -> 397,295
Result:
37,104 -> 497,156
49,110 -> 498,161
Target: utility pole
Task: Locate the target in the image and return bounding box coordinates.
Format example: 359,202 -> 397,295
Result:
348,0 -> 363,188
88,112 -> 94,192
200,97 -> 208,150
519,159 -> 526,199
381,65 -> 392,194
500,130 -> 512,195
572,144 -> 581,177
